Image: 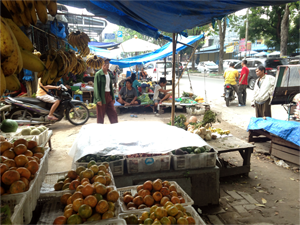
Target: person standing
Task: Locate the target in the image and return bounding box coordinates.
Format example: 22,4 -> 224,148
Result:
94,58 -> 118,124
237,60 -> 249,106
251,66 -> 275,117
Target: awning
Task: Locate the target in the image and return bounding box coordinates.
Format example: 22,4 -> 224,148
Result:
58,0 -> 296,40
88,41 -> 120,49
89,35 -> 204,68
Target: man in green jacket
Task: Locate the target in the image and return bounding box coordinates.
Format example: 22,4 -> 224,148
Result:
94,58 -> 118,124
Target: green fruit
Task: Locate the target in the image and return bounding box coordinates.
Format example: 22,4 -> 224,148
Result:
144,218 -> 153,224
0,119 -> 18,133
21,128 -> 31,135
78,204 -> 92,219
94,193 -> 103,202
67,214 -> 82,224
87,160 -> 96,168
76,166 -> 86,175
37,127 -> 44,133
30,129 -> 41,135
87,213 -> 101,222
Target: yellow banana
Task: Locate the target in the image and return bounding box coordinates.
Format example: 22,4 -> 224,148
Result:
20,47 -> 45,72
5,74 -> 21,91
45,49 -> 57,70
47,0 -> 57,17
33,50 -> 41,58
0,68 -> 6,96
3,18 -> 34,52
41,70 -> 50,85
0,17 -> 16,60
47,61 -> 58,84
24,0 -> 37,25
2,44 -> 19,76
11,30 -> 23,74
35,1 -> 48,24
14,0 -> 25,13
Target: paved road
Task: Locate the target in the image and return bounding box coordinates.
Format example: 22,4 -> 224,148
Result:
169,75 -> 287,130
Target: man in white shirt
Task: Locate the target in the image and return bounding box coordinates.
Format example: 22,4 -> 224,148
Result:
251,66 -> 275,117
153,78 -> 172,113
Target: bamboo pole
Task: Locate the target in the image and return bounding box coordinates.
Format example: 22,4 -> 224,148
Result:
171,33 -> 177,126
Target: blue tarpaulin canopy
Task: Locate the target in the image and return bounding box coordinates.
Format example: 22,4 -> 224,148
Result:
88,41 -> 120,49
58,0 -> 295,40
89,35 -> 204,68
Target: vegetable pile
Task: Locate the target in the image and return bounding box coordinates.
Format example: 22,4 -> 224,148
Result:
172,146 -> 210,155
167,114 -> 187,129
78,155 -> 122,163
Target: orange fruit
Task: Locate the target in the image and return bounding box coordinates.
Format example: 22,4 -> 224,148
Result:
33,156 -> 40,164
171,196 -> 180,204
67,196 -> 72,205
186,216 -> 196,224
160,187 -> 170,196
53,216 -> 67,225
25,160 -> 39,174
123,195 -> 134,204
95,183 -> 107,195
144,195 -> 155,207
0,141 -> 12,153
139,189 -> 150,198
137,185 -> 143,192
81,178 -> 89,184
0,163 -> 9,175
2,149 -> 15,159
133,196 -> 144,207
24,150 -> 33,157
69,180 -> 81,190
160,196 -> 170,206
20,177 -> 29,189
169,185 -> 176,192
16,167 -> 31,180
95,200 -> 109,214
153,191 -> 163,202
83,195 -> 98,208
33,153 -> 44,159
64,208 -> 74,218
143,180 -> 153,191
15,155 -> 29,167
27,140 -> 37,150
106,190 -> 119,203
78,204 -> 92,219
68,170 -> 77,179
72,198 -> 84,212
81,184 -> 95,197
3,159 -> 16,168
1,170 -> 20,185
162,181 -> 171,188
13,144 -> 27,155
13,139 -> 28,148
153,179 -> 162,191
170,191 -> 178,197
71,191 -> 83,203
10,180 -> 26,194
61,193 -> 72,205
76,185 -> 84,192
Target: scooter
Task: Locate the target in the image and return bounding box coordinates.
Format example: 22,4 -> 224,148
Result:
5,84 -> 90,125
224,84 -> 236,107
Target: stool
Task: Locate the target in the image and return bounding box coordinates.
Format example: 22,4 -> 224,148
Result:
73,94 -> 83,101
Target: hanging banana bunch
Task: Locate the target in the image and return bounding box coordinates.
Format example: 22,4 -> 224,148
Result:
68,31 -> 90,56
2,0 -> 58,27
86,55 -> 104,70
70,55 -> 87,75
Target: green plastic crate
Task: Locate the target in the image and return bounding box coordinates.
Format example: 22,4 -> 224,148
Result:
71,86 -> 80,91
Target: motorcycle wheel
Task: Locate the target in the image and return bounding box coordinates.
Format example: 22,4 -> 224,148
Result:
9,109 -> 33,120
66,103 -> 90,126
225,98 -> 230,107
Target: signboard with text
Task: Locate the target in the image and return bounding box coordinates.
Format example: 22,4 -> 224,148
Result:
239,38 -> 252,52
104,33 -> 115,40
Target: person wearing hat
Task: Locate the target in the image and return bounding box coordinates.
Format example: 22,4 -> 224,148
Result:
94,58 -> 118,124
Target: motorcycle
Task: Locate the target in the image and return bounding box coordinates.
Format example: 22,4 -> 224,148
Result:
5,84 -> 90,125
224,83 -> 236,107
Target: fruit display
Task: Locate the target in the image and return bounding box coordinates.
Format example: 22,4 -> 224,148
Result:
20,125 -> 47,136
123,203 -> 196,225
120,179 -> 186,211
126,154 -> 168,158
37,49 -> 87,85
85,103 -> 97,110
86,55 -> 104,70
0,138 -> 45,195
53,162 -> 114,191
68,31 -> 90,57
52,170 -> 119,224
0,119 -> 18,133
77,155 -> 122,163
195,96 -> 205,103
2,0 -> 58,27
167,114 -> 187,129
172,146 -> 210,155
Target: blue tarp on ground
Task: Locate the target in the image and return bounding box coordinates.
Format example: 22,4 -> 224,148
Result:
88,41 -> 120,49
89,35 -> 204,68
58,0 -> 296,39
247,117 -> 300,147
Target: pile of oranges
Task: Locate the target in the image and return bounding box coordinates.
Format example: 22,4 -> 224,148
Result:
53,163 -> 120,224
53,162 -> 113,192
122,179 -> 185,211
0,137 -> 44,195
124,202 -> 196,224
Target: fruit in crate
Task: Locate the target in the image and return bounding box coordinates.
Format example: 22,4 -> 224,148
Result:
172,146 -> 211,155
0,138 -> 43,195
78,154 -> 122,163
53,176 -> 119,223
53,162 -> 113,191
126,153 -> 168,158
121,179 -> 185,210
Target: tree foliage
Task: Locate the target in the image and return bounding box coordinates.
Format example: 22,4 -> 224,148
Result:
239,3 -> 299,54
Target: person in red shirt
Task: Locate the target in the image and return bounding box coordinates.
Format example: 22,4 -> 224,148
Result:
237,60 -> 249,106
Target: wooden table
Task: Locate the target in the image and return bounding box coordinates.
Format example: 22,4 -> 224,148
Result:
210,136 -> 255,177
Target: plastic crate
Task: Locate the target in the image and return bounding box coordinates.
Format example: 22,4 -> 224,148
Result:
117,181 -> 194,213
37,189 -> 120,224
15,127 -> 49,145
71,86 -> 80,91
1,193 -> 26,225
126,154 -> 171,174
1,147 -> 50,224
9,135 -> 36,144
119,205 -> 206,224
171,150 -> 217,170
75,157 -> 125,176
40,168 -> 115,194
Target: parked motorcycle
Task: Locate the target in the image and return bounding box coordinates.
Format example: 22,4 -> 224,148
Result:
224,84 -> 236,107
5,84 -> 90,125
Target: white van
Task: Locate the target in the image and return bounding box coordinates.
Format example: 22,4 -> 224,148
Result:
144,61 -> 174,83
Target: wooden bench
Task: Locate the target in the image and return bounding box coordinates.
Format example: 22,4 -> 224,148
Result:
114,104 -> 154,115
210,136 -> 255,177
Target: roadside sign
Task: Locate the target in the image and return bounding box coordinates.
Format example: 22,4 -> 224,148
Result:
117,37 -> 123,42
117,31 -> 123,37
104,33 -> 115,39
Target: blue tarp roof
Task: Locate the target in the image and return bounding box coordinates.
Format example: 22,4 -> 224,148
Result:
89,35 -> 204,68
58,0 -> 295,39
88,41 -> 120,49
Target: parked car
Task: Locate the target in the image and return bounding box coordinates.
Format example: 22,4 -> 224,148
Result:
289,60 -> 300,65
234,58 -> 289,90
223,59 -> 240,70
197,61 -> 218,73
144,61 -> 174,83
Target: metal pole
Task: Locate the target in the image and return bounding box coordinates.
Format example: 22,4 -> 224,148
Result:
244,8 -> 249,59
164,57 -> 167,90
171,33 -> 177,126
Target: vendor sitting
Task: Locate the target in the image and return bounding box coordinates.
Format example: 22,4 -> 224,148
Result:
117,79 -> 140,106
153,77 -> 172,108
140,67 -> 148,79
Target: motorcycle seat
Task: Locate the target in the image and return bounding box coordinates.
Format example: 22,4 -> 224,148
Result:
14,97 -> 44,104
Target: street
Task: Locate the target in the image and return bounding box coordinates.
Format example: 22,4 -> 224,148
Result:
173,75 -> 288,130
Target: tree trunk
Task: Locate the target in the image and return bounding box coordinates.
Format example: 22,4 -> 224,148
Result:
217,19 -> 226,74
280,4 -> 290,57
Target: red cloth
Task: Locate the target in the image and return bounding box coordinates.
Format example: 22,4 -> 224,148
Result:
239,66 -> 249,85
96,92 -> 118,124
